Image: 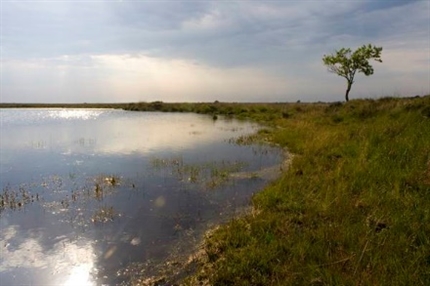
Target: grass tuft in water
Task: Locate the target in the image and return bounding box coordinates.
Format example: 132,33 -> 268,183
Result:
92,205 -> 116,223
150,157 -> 247,189
0,185 -> 39,212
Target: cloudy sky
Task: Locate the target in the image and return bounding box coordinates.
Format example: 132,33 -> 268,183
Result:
1,0 -> 429,103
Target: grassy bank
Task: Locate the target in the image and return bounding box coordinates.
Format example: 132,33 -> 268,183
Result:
180,96 -> 430,285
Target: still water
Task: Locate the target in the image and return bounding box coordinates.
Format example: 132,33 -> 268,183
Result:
0,108 -> 282,285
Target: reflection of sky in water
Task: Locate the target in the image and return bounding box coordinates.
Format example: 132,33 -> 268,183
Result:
1,224 -> 95,286
0,109 -> 281,285
0,108 -> 257,156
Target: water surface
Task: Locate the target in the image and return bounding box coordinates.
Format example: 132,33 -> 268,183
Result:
0,108 -> 282,285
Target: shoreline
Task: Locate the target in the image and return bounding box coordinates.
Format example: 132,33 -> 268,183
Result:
122,148 -> 293,285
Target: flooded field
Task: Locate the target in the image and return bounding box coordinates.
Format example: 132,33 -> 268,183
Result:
0,108 -> 283,285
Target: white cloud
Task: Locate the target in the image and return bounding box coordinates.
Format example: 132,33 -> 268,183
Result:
2,54 -> 300,102
181,9 -> 228,31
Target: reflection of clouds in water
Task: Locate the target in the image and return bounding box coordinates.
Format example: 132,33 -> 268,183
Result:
92,117 -> 257,156
63,264 -> 94,286
0,108 -> 106,126
0,225 -> 46,270
1,110 -> 258,156
0,225 -> 96,285
48,109 -> 105,120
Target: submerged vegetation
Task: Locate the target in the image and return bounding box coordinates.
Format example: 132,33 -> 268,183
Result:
1,173 -> 125,226
92,205 -> 116,223
0,184 -> 40,213
180,95 -> 430,285
150,156 -> 247,189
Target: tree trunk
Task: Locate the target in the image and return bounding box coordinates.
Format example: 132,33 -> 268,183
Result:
345,81 -> 352,102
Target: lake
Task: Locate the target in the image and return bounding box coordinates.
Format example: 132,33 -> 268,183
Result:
0,108 -> 283,285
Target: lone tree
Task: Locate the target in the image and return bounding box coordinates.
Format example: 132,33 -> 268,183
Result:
323,44 -> 382,101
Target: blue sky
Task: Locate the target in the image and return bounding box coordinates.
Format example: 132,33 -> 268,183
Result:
1,0 -> 429,103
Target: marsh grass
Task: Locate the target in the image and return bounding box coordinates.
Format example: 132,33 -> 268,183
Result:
1,173 -> 127,230
92,205 -> 116,223
183,96 -> 430,285
87,174 -> 122,201
150,157 -> 247,189
0,185 -> 39,212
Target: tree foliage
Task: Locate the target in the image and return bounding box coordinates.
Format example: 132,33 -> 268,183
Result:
323,44 -> 383,101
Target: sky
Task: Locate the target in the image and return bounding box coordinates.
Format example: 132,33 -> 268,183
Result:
1,0 -> 429,103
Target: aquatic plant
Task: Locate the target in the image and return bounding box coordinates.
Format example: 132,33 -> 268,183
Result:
150,157 -> 247,189
91,205 -> 116,223
86,174 -> 123,201
0,185 -> 39,212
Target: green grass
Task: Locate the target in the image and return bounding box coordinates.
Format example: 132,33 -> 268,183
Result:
183,96 -> 430,285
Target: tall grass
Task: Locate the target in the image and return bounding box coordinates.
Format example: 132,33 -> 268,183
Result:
185,96 -> 430,285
